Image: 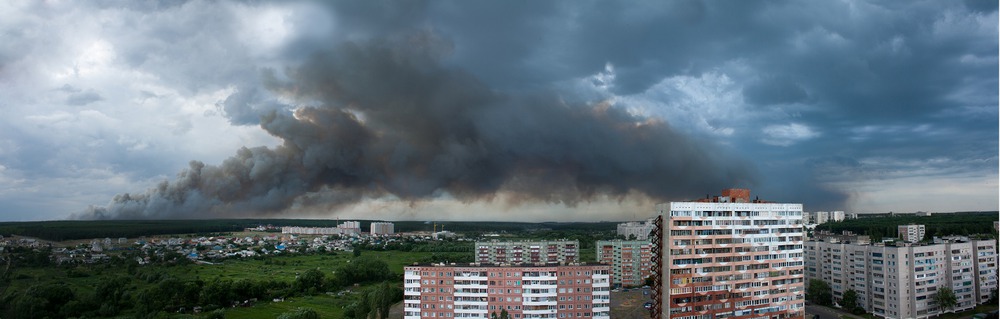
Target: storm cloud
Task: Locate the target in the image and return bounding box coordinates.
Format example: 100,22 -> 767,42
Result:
78,34 -> 754,219
0,1 -> 995,221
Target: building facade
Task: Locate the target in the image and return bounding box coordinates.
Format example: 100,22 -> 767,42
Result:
371,222 -> 395,236
617,220 -> 656,240
403,264 -> 611,319
595,240 -> 652,288
656,188 -> 806,319
898,224 -> 926,243
475,240 -> 579,265
804,237 -> 997,319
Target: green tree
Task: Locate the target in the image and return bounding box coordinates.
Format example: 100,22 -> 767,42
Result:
367,281 -> 402,319
93,276 -> 132,316
343,281 -> 402,319
201,279 -> 234,307
491,309 -> 510,319
336,257 -> 392,286
295,268 -> 326,293
934,287 -> 957,314
806,279 -> 833,306
278,307 -> 320,319
841,289 -> 863,314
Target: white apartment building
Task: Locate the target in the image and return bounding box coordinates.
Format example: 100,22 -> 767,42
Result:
831,211 -> 845,222
898,224 -> 926,243
804,236 -> 997,319
371,222 -> 395,236
656,188 -> 806,319
616,220 -> 655,240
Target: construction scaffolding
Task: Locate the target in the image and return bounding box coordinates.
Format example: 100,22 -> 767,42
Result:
649,215 -> 663,319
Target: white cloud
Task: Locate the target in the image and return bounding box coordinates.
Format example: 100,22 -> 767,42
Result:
761,123 -> 819,146
0,1 -> 283,219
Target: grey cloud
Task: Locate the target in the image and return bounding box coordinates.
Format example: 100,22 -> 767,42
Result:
217,84 -> 287,125
743,77 -> 808,106
66,90 -> 103,105
76,34 -> 755,219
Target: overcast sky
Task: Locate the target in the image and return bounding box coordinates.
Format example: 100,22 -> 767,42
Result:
0,0 -> 996,221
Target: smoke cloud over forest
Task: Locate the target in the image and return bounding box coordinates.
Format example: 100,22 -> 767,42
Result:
77,33 -> 755,219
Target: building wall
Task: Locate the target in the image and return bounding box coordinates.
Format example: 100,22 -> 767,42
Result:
403,264 -> 611,319
616,221 -> 655,240
897,225 -> 925,243
804,238 -> 998,319
475,240 -> 579,266
595,240 -> 652,287
371,222 -> 395,236
656,199 -> 806,319
973,240 -> 998,305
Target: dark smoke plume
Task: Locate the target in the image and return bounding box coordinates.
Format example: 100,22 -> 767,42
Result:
77,33 -> 756,219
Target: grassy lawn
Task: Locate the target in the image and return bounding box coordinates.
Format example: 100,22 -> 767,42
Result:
222,294 -> 352,319
940,304 -> 1000,319
158,250 -> 429,283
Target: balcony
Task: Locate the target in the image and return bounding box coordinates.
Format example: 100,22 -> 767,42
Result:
455,275 -> 488,281
523,275 -> 558,281
455,284 -> 488,290
454,300 -> 489,307
522,290 -> 558,298
523,283 -> 557,289
523,309 -> 557,315
455,308 -> 489,314
455,291 -> 488,298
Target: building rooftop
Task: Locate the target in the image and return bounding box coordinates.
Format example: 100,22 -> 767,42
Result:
690,188 -> 774,203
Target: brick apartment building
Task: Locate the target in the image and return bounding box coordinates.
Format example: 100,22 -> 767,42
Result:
596,240 -> 652,288
403,264 -> 611,319
475,240 -> 579,265
656,188 -> 806,319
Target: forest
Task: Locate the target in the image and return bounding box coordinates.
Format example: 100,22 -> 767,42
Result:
815,211 -> 998,242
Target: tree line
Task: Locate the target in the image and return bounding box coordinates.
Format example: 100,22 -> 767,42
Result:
816,212 -> 998,242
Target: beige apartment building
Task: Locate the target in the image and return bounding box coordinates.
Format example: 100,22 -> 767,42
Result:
804,235 -> 997,319
403,264 -> 611,319
596,240 -> 652,288
475,240 -> 579,265
656,188 -> 806,319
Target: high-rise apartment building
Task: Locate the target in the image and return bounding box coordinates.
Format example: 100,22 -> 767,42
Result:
831,211 -> 845,222
596,240 -> 652,288
898,224 -> 925,243
475,240 -> 578,265
371,222 -> 395,236
656,188 -> 806,319
804,236 -> 997,319
403,264 -> 611,319
617,220 -> 656,240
